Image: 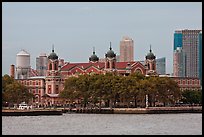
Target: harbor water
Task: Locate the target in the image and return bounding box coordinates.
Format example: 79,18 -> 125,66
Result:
2,113 -> 202,135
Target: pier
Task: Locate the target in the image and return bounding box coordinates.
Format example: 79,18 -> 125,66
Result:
2,109 -> 63,116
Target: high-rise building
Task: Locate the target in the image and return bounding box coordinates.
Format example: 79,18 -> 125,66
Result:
36,53 -> 48,76
156,57 -> 166,75
173,29 -> 202,80
173,47 -> 186,77
120,36 -> 134,62
174,30 -> 183,51
182,29 -> 201,78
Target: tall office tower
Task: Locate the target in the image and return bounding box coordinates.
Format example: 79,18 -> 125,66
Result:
182,29 -> 201,78
174,30 -> 183,51
173,29 -> 202,79
120,36 -> 134,62
156,57 -> 166,75
173,47 -> 186,77
36,53 -> 48,76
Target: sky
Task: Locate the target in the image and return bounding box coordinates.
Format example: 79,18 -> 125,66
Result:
2,2 -> 202,76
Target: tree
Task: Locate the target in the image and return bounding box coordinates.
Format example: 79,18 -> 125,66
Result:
2,75 -> 34,106
181,90 -> 202,105
59,76 -> 79,109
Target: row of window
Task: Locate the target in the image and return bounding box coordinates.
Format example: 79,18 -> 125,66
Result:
176,79 -> 200,85
20,80 -> 44,86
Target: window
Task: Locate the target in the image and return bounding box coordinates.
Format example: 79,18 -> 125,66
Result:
49,63 -> 52,70
55,63 -> 57,70
56,85 -> 59,94
48,85 -> 51,94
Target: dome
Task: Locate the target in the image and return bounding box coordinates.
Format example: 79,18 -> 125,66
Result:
48,47 -> 58,60
146,46 -> 156,60
89,51 -> 99,62
106,43 -> 116,58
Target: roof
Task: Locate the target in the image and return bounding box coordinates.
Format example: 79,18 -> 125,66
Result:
17,50 -> 30,56
61,61 -> 143,71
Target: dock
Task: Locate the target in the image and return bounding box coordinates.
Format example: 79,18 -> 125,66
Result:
2,109 -> 63,116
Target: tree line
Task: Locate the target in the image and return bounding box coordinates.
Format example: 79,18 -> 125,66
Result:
2,73 -> 202,108
59,73 -> 185,109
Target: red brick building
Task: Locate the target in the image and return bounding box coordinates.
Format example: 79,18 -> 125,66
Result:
16,46 -> 201,106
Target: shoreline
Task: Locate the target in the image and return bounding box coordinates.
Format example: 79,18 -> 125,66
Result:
2,106 -> 202,116
2,109 -> 63,116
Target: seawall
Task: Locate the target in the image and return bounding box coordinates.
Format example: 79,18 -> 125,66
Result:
2,109 -> 63,116
113,106 -> 202,114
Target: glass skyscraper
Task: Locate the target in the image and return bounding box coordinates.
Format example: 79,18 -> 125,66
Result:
156,57 -> 166,75
173,29 -> 202,84
174,30 -> 183,51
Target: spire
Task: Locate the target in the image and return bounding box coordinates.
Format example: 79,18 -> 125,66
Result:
93,47 -> 95,54
52,44 -> 54,52
150,44 -> 152,52
110,42 -> 112,50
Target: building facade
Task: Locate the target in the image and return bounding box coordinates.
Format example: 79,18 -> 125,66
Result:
173,47 -> 186,77
36,53 -> 48,76
119,36 -> 134,62
156,57 -> 166,75
173,29 -> 202,81
182,29 -> 201,78
15,45 -> 201,106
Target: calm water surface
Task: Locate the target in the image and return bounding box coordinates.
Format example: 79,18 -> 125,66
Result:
2,113 -> 202,135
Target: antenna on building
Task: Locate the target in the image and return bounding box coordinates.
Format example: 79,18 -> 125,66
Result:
110,42 -> 112,50
52,44 -> 54,52
150,44 -> 152,52
93,47 -> 95,54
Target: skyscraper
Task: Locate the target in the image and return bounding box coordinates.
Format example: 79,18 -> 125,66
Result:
174,30 -> 183,51
173,29 -> 202,80
182,29 -> 201,78
119,36 -> 134,62
173,47 -> 186,77
156,57 -> 166,75
36,53 -> 48,76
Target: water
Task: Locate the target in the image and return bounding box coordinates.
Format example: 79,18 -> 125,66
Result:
2,113 -> 202,135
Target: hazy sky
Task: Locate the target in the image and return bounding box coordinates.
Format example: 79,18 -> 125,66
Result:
2,2 -> 202,76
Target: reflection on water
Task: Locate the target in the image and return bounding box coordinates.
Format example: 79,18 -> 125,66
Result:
2,113 -> 202,135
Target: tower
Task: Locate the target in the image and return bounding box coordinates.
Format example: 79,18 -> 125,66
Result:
105,42 -> 116,71
119,36 -> 134,62
45,45 -> 61,101
36,53 -> 48,76
145,45 -> 157,75
16,49 -> 31,79
173,47 -> 186,77
89,47 -> 99,63
10,64 -> 15,78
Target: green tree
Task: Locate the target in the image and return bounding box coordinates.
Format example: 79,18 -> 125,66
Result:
181,90 -> 202,105
3,80 -> 33,106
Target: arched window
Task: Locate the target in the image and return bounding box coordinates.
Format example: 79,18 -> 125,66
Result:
152,63 -> 155,70
112,62 -> 115,69
107,62 -> 110,68
55,63 -> 57,70
135,69 -> 142,74
147,63 -> 150,70
49,63 -> 52,70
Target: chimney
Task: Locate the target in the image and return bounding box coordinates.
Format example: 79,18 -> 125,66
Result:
10,64 -> 15,78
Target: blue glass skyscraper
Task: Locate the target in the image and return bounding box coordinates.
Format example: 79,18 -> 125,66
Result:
174,30 -> 183,50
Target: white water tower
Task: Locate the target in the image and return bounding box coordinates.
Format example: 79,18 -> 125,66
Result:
16,49 -> 31,79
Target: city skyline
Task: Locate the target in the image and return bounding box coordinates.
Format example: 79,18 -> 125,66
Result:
2,2 -> 202,75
